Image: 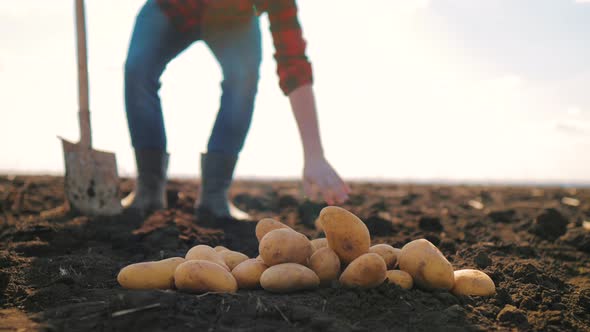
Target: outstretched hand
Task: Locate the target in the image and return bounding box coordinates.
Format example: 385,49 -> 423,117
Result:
302,156 -> 351,205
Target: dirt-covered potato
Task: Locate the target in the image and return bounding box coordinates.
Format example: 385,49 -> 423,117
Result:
231,259 -> 268,289
309,247 -> 341,284
255,218 -> 292,242
369,244 -> 399,269
451,269 -> 496,296
214,245 -> 229,252
386,270 -> 413,290
260,263 -> 320,293
339,253 -> 387,288
259,228 -> 312,266
174,260 -> 238,293
117,257 -> 185,290
220,250 -> 249,271
185,245 -> 230,271
310,238 -> 329,253
318,206 -> 370,264
398,239 -> 454,290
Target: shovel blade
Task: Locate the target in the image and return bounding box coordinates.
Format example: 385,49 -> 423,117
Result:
61,139 -> 122,216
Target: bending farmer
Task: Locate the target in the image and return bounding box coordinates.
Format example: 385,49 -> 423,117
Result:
122,0 -> 350,220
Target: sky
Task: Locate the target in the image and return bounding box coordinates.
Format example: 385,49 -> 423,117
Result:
1,0 -> 589,184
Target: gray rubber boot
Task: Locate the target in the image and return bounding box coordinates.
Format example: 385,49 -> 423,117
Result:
196,152 -> 250,220
121,149 -> 169,215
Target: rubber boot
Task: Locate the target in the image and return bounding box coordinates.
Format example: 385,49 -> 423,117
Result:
196,152 -> 250,221
121,149 -> 169,216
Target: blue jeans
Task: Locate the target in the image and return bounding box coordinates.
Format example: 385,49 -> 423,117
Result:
124,0 -> 261,155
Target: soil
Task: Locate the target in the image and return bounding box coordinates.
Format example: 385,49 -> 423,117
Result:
1,175 -> 590,331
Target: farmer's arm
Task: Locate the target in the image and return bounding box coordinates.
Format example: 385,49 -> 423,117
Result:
266,0 -> 350,205
289,85 -> 350,205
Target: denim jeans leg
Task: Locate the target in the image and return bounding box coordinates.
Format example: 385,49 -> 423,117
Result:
124,0 -> 196,150
202,15 -> 262,156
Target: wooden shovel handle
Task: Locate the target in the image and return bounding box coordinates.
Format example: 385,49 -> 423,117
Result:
76,0 -> 91,148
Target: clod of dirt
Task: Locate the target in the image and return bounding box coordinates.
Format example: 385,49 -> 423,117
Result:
364,215 -> 394,236
578,288 -> 590,311
400,193 -> 420,205
438,239 -> 457,255
510,262 -> 541,283
560,228 -> 590,253
531,208 -> 569,241
474,251 -> 492,269
278,195 -> 299,209
488,209 -> 516,223
423,234 -> 441,247
519,296 -> 537,310
496,305 -> 528,326
418,216 -> 443,232
298,200 -> 327,229
0,271 -> 9,293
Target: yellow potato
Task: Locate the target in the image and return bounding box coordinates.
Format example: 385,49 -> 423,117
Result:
310,238 -> 329,253
259,228 -> 312,266
315,217 -> 324,232
369,244 -> 399,269
318,206 -> 371,264
260,263 -> 320,293
451,269 -> 496,296
386,270 -> 413,290
174,260 -> 238,293
185,245 -> 230,271
221,250 -> 249,271
309,247 -> 341,284
339,253 -> 387,288
214,245 -> 229,252
117,257 -> 185,290
255,218 -> 292,242
398,239 -> 454,290
231,259 -> 268,289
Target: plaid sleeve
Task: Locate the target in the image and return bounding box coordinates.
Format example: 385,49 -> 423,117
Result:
265,0 -> 313,95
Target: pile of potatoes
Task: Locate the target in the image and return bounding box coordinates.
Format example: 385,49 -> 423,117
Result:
118,206 -> 495,297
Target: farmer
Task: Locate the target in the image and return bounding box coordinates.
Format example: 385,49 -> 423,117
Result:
121,0 -> 350,219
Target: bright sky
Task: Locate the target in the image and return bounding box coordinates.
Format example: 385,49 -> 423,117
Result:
1,0 -> 589,183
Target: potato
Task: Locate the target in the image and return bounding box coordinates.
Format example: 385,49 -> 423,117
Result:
318,206 -> 370,264
231,259 -> 268,289
369,244 -> 399,269
451,269 -> 496,296
260,263 -> 320,293
398,239 -> 454,290
339,253 -> 387,288
315,217 -> 324,232
255,218 -> 292,242
221,250 -> 249,271
310,238 -> 329,253
309,247 -> 341,284
214,245 -> 229,252
174,260 -> 238,293
259,229 -> 313,266
386,270 -> 413,290
117,257 -> 185,290
185,245 -> 230,271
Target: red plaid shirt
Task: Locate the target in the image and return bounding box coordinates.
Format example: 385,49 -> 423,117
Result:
156,0 -> 313,95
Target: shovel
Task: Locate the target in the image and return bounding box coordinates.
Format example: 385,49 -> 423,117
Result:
60,0 -> 122,216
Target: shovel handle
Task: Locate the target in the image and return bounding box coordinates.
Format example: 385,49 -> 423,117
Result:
76,0 -> 91,148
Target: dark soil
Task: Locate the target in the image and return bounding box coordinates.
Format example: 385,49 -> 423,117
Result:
1,175 -> 590,331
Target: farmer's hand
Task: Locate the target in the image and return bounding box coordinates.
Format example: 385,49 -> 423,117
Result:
303,156 -> 351,205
